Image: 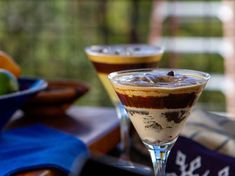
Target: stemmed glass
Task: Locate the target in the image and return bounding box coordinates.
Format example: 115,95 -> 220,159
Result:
85,44 -> 163,157
108,68 -> 210,175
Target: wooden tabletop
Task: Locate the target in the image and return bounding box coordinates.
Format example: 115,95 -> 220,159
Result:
6,106 -> 120,176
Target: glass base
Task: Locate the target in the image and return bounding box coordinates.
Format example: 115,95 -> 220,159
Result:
143,138 -> 177,176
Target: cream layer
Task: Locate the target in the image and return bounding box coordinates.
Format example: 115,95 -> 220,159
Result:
125,106 -> 191,145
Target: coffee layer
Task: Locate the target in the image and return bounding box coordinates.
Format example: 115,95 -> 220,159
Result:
92,62 -> 159,74
116,92 -> 198,109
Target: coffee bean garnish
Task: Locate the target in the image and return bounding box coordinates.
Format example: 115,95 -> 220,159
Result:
167,71 -> 174,76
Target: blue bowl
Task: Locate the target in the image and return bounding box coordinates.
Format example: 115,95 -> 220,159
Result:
0,77 -> 47,130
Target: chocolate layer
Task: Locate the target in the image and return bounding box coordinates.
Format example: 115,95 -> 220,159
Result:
144,121 -> 162,130
92,61 -> 159,74
116,92 -> 197,109
162,110 -> 187,123
126,109 -> 149,115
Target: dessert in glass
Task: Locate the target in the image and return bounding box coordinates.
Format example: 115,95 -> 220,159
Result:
85,44 -> 163,156
108,68 -> 210,176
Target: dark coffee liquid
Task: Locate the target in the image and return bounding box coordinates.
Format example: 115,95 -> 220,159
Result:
92,62 -> 158,74
116,92 -> 197,109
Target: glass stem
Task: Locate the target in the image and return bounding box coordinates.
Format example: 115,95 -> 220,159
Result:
115,103 -> 130,159
144,139 -> 176,176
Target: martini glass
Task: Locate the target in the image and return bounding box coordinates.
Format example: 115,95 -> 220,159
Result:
108,68 -> 210,176
85,44 -> 163,157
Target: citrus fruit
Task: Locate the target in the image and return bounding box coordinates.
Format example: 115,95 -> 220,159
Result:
0,51 -> 21,77
0,69 -> 19,95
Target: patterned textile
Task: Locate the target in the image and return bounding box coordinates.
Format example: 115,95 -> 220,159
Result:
182,109 -> 235,158
166,109 -> 235,176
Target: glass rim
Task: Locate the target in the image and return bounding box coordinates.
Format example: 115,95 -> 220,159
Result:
108,68 -> 211,87
85,44 -> 164,57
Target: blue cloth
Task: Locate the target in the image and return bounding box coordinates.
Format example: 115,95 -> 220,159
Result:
167,136 -> 235,175
0,124 -> 88,176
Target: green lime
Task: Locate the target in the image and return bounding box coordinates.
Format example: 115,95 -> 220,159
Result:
0,68 -> 19,95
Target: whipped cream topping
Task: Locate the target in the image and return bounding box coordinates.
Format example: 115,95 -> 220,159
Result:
112,70 -> 206,88
86,44 -> 163,56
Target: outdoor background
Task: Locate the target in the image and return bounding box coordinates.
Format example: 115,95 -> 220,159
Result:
0,0 -> 225,112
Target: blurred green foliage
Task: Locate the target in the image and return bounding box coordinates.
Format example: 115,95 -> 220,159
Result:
0,0 -> 225,111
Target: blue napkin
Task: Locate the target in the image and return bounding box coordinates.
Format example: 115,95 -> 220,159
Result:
0,124 -> 88,176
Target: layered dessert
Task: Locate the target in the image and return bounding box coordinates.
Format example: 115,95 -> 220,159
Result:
85,44 -> 163,103
109,69 -> 209,145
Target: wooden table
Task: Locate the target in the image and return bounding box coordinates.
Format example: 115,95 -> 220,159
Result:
6,106 -> 120,176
